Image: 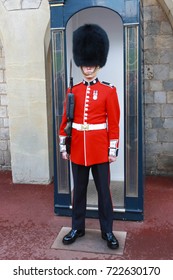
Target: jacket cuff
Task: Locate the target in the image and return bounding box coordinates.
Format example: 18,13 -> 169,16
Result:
59,136 -> 66,152
109,139 -> 119,157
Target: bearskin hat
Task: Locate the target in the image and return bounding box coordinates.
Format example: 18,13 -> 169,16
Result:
73,24 -> 109,67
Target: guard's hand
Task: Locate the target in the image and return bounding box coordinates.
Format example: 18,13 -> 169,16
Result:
109,156 -> 117,163
62,151 -> 70,160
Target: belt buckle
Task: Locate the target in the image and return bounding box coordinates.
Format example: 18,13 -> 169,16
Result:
81,124 -> 89,130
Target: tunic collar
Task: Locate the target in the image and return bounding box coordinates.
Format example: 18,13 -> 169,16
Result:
83,78 -> 99,86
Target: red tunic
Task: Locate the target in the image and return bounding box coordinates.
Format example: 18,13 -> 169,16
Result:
59,79 -> 120,166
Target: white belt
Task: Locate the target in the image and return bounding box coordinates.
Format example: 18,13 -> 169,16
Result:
72,122 -> 107,131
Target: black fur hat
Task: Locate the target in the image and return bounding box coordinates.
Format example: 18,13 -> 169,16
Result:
73,24 -> 109,67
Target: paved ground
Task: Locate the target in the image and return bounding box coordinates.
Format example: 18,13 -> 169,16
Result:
0,171 -> 173,260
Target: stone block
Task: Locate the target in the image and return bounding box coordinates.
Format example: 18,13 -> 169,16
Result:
160,21 -> 173,35
153,64 -> 169,80
0,140 -> 8,151
158,154 -> 173,172
4,150 -> 11,166
144,80 -> 150,91
150,80 -> 163,91
162,104 -> 173,117
0,152 -> 4,165
164,118 -> 173,128
0,127 -> 9,140
163,80 -> 173,91
162,143 -> 173,154
156,35 -> 173,49
145,118 -> 152,129
0,57 -> 5,68
146,21 -> 160,35
160,49 -> 173,64
145,104 -> 161,117
158,128 -> 173,142
22,0 -> 42,9
151,6 -> 167,21
167,91 -> 173,103
1,95 -> 8,106
146,142 -> 172,156
152,117 -> 164,128
145,155 -> 157,175
145,128 -> 158,142
144,6 -> 152,21
3,118 -> 9,128
144,36 -> 156,50
143,0 -> 158,7
0,107 -> 7,118
154,91 -> 166,103
169,69 -> 173,79
3,0 -> 21,11
0,83 -> 7,94
0,118 -> 3,127
145,92 -> 154,103
0,70 -> 3,83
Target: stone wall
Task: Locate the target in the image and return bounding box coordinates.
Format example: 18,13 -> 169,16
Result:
144,0 -> 173,175
0,39 -> 10,170
0,0 -> 52,183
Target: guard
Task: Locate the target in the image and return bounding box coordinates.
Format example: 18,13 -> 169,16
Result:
59,24 -> 120,249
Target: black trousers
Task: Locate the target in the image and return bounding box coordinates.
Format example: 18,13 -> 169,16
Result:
71,162 -> 113,233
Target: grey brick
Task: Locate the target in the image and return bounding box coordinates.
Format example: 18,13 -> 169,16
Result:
154,91 -> 166,103
152,117 -> 164,128
145,104 -> 161,117
153,65 -> 169,80
160,21 -> 173,35
163,80 -> 173,91
146,21 -> 160,35
146,143 -> 163,155
0,107 -> 7,118
0,141 -> 8,151
163,118 -> 173,129
0,128 -> 9,140
0,83 -> 7,94
158,129 -> 173,142
151,6 -> 167,21
167,91 -> 173,103
160,49 -> 173,64
4,150 -> 11,166
150,80 -> 163,91
144,49 -> 159,63
158,155 -> 173,171
145,92 -> 154,103
162,104 -> 173,117
145,118 -> 152,129
162,143 -> 173,154
145,128 -> 158,142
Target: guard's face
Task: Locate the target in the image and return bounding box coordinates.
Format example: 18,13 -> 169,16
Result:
81,66 -> 99,80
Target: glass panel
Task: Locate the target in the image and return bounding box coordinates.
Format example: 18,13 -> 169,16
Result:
52,30 -> 69,194
125,25 -> 139,197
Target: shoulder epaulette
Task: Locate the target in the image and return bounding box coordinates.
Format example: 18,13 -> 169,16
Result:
101,81 -> 115,88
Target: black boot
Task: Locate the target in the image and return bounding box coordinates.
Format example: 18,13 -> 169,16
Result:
62,229 -> 85,245
102,232 -> 119,249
